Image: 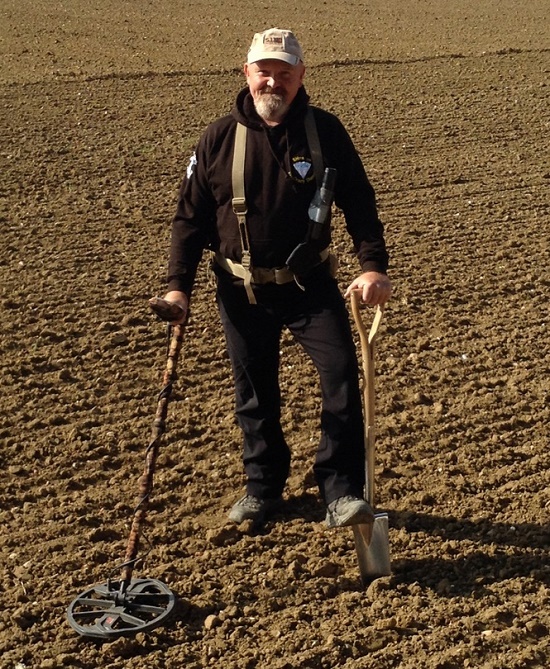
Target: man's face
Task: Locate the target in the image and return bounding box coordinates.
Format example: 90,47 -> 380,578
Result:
244,59 -> 305,124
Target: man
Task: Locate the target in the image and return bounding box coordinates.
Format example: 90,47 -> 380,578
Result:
163,28 -> 391,529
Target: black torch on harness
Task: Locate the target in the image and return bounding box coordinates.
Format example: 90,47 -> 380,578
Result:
285,166 -> 337,284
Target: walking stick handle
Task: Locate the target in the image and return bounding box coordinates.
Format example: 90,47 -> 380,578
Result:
149,297 -> 186,323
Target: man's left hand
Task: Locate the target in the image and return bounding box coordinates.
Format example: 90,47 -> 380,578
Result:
345,271 -> 392,305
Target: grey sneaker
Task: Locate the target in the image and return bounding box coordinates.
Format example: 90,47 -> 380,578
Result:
325,495 -> 374,528
228,495 -> 279,526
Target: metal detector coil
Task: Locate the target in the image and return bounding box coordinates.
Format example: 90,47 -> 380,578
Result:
67,578 -> 176,639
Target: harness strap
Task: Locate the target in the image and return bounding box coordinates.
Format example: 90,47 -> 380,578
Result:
231,122 -> 256,304
304,107 -> 324,187
230,108 -> 327,303
215,249 -> 331,285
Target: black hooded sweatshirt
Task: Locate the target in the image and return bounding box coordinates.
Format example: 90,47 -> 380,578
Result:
167,86 -> 389,295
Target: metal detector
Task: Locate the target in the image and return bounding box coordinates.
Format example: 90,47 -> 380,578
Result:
66,298 -> 185,639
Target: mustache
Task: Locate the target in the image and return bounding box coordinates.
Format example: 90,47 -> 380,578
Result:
261,87 -> 284,96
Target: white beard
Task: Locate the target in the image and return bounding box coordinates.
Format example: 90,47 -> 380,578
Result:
254,92 -> 289,123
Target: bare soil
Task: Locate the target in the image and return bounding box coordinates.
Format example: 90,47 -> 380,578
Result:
1,2 -> 549,668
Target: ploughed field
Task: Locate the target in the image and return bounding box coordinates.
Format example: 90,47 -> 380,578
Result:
1,1 -> 549,667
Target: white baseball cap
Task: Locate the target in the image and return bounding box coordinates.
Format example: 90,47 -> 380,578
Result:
247,28 -> 304,66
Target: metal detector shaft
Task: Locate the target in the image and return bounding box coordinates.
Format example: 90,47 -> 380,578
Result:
120,321 -> 184,588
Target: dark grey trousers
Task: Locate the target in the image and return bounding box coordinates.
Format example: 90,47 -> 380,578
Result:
215,264 -> 365,505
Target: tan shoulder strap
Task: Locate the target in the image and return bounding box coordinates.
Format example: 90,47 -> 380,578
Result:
231,123 -> 256,304
230,111 -> 324,303
232,122 -> 247,213
304,107 -> 324,187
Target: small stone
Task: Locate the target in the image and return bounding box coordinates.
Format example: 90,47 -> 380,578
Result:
204,614 -> 221,630
366,576 -> 391,601
40,660 -> 56,669
109,333 -> 129,347
220,605 -> 238,620
98,321 -> 118,331
313,560 -> 339,578
287,560 -> 302,577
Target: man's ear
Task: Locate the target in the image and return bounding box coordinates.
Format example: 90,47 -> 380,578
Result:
243,63 -> 250,77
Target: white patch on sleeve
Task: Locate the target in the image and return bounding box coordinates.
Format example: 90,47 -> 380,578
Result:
186,152 -> 197,179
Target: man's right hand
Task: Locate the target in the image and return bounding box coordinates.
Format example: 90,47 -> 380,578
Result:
161,290 -> 189,325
